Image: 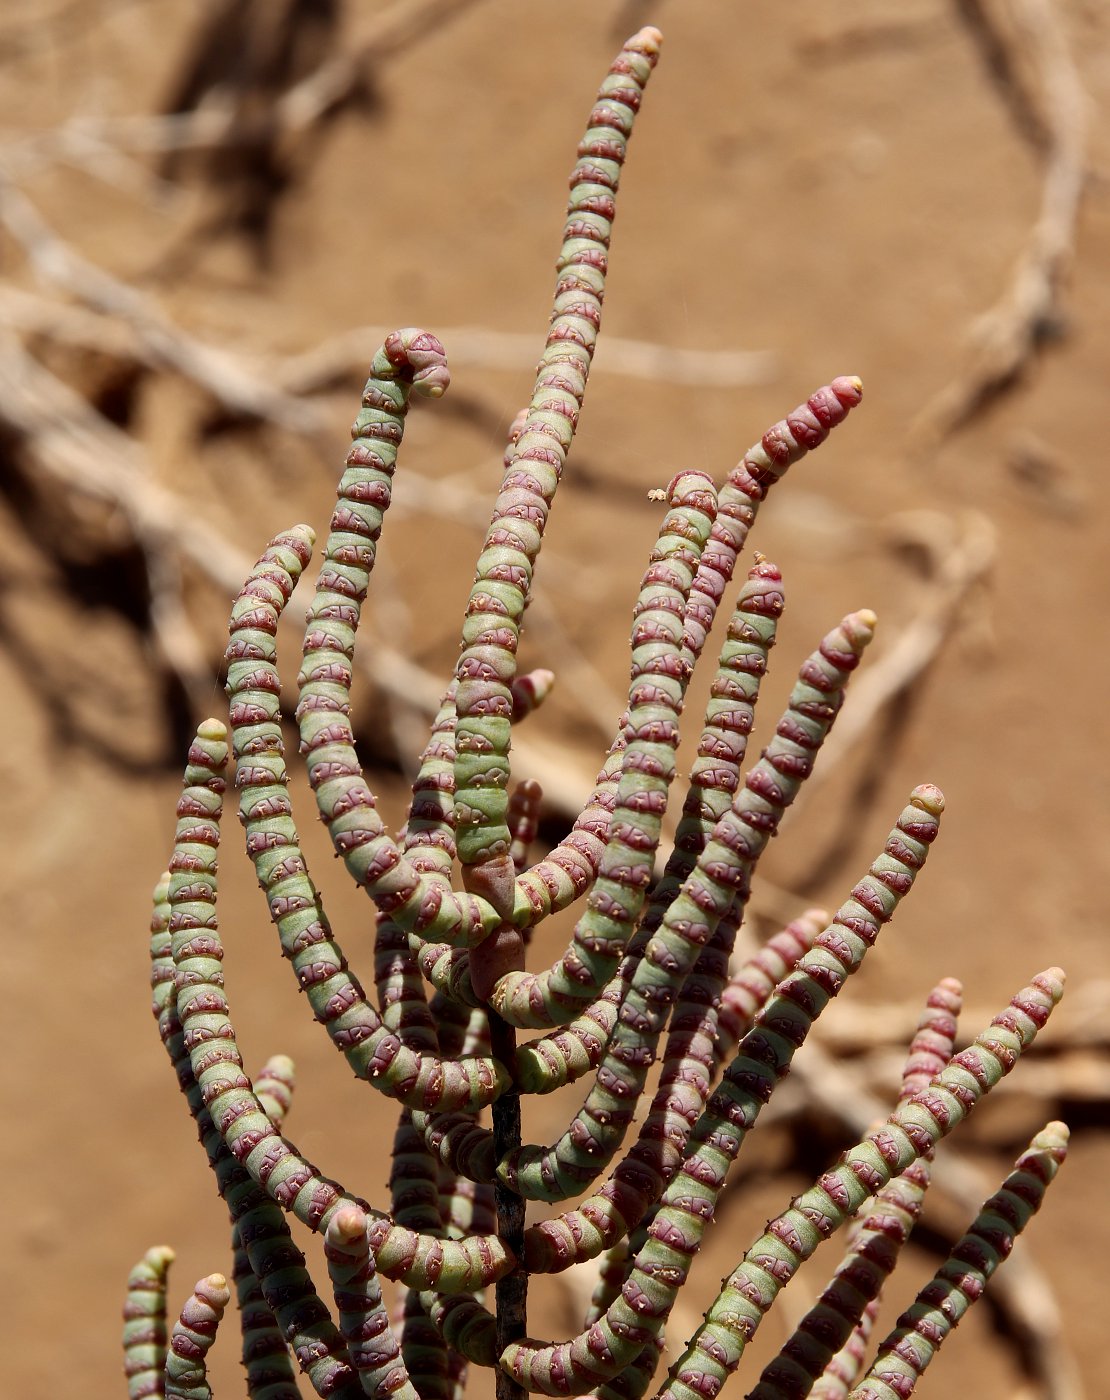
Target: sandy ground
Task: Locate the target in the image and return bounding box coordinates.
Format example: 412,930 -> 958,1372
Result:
1,3 -> 1108,1397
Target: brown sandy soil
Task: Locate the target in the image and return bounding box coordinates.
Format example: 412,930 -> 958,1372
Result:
1,3 -> 1108,1397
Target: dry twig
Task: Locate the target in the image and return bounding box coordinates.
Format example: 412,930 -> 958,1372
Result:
785,507 -> 997,818
913,0 -> 1089,442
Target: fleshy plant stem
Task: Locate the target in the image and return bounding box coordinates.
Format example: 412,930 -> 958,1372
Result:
491,1010 -> 527,1400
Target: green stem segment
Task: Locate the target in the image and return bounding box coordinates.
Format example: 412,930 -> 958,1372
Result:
169,721 -> 515,1295
123,1246 -> 175,1400
849,1119 -> 1069,1400
500,787 -> 947,1391
453,27 -> 664,916
230,526 -> 510,1111
657,969 -> 1065,1400
164,1274 -> 231,1400
749,978 -> 963,1400
491,1014 -> 528,1400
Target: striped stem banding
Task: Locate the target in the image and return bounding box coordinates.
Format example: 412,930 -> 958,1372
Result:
605,916 -> 828,1376
640,558 -> 783,939
509,778 -> 545,875
513,736 -> 624,931
411,1106 -> 499,1186
584,1344 -> 663,1400
373,684 -> 461,1075
809,1301 -> 880,1400
152,834 -> 362,1398
453,27 -> 663,909
514,973 -> 625,1094
123,1245 -> 175,1400
439,1165 -> 497,1240
715,911 -> 826,1069
681,377 -> 864,675
324,1207 -> 418,1400
253,1055 -> 296,1126
391,965 -> 490,1394
514,902 -> 820,1108
416,1017 -> 499,1392
418,941 -> 482,1009
501,786 -> 944,1390
509,377 -> 862,937
391,1113 -> 450,1400
750,979 -> 963,1400
164,1274 -> 231,1400
431,1153 -> 498,1399
898,976 -> 964,1102
297,330 -> 505,950
169,721 -> 515,1296
582,915 -> 822,1313
508,566 -> 786,1099
232,1238 -> 301,1400
849,1119 -> 1069,1400
657,969 -> 1065,1400
408,1004 -> 500,1183
421,1292 -> 499,1367
588,1243 -> 664,1399
234,1056 -> 300,1400
373,905 -> 449,1058
400,681 -> 460,879
490,471 -> 718,1028
228,528 -> 508,1111
505,610 -> 876,1212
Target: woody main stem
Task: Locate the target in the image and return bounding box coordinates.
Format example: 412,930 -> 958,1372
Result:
491,1011 -> 527,1400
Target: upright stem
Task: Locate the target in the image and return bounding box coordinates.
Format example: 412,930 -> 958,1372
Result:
490,1012 -> 526,1400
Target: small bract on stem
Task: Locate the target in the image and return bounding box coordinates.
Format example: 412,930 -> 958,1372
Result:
128,24 -> 1068,1400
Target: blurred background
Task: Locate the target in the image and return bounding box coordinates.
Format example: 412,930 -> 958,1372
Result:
1,2 -> 1107,1396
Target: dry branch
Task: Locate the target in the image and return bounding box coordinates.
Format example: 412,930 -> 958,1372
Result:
783,507 -> 997,818
913,0 -> 1089,442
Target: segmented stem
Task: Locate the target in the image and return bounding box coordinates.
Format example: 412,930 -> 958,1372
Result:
509,610 -> 876,1220
501,788 -> 943,1389
297,330 -> 505,950
510,564 -> 786,1099
642,558 -> 784,935
229,527 -> 509,1111
490,471 -> 718,1027
849,1119 -> 1069,1399
391,1112 -> 450,1400
324,1207 -> 418,1400
687,377 -> 864,672
513,731 -> 624,928
169,721 -> 515,1295
165,1274 -> 230,1400
509,376 -> 864,941
152,812 -> 361,1398
123,1245 -> 175,1400
234,1057 -> 300,1400
453,27 -> 664,913
809,1303 -> 880,1400
659,970 -> 1065,1400
750,978 -> 963,1400
715,911 -> 826,1069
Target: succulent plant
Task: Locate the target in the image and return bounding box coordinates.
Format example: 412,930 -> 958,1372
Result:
128,26 -> 1068,1400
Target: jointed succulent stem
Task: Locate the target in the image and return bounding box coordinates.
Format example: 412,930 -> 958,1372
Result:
123,1246 -> 175,1400
848,1119 -> 1069,1399
131,23 -> 1069,1400
750,978 -> 963,1400
658,969 -> 1065,1400
453,28 -> 663,914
